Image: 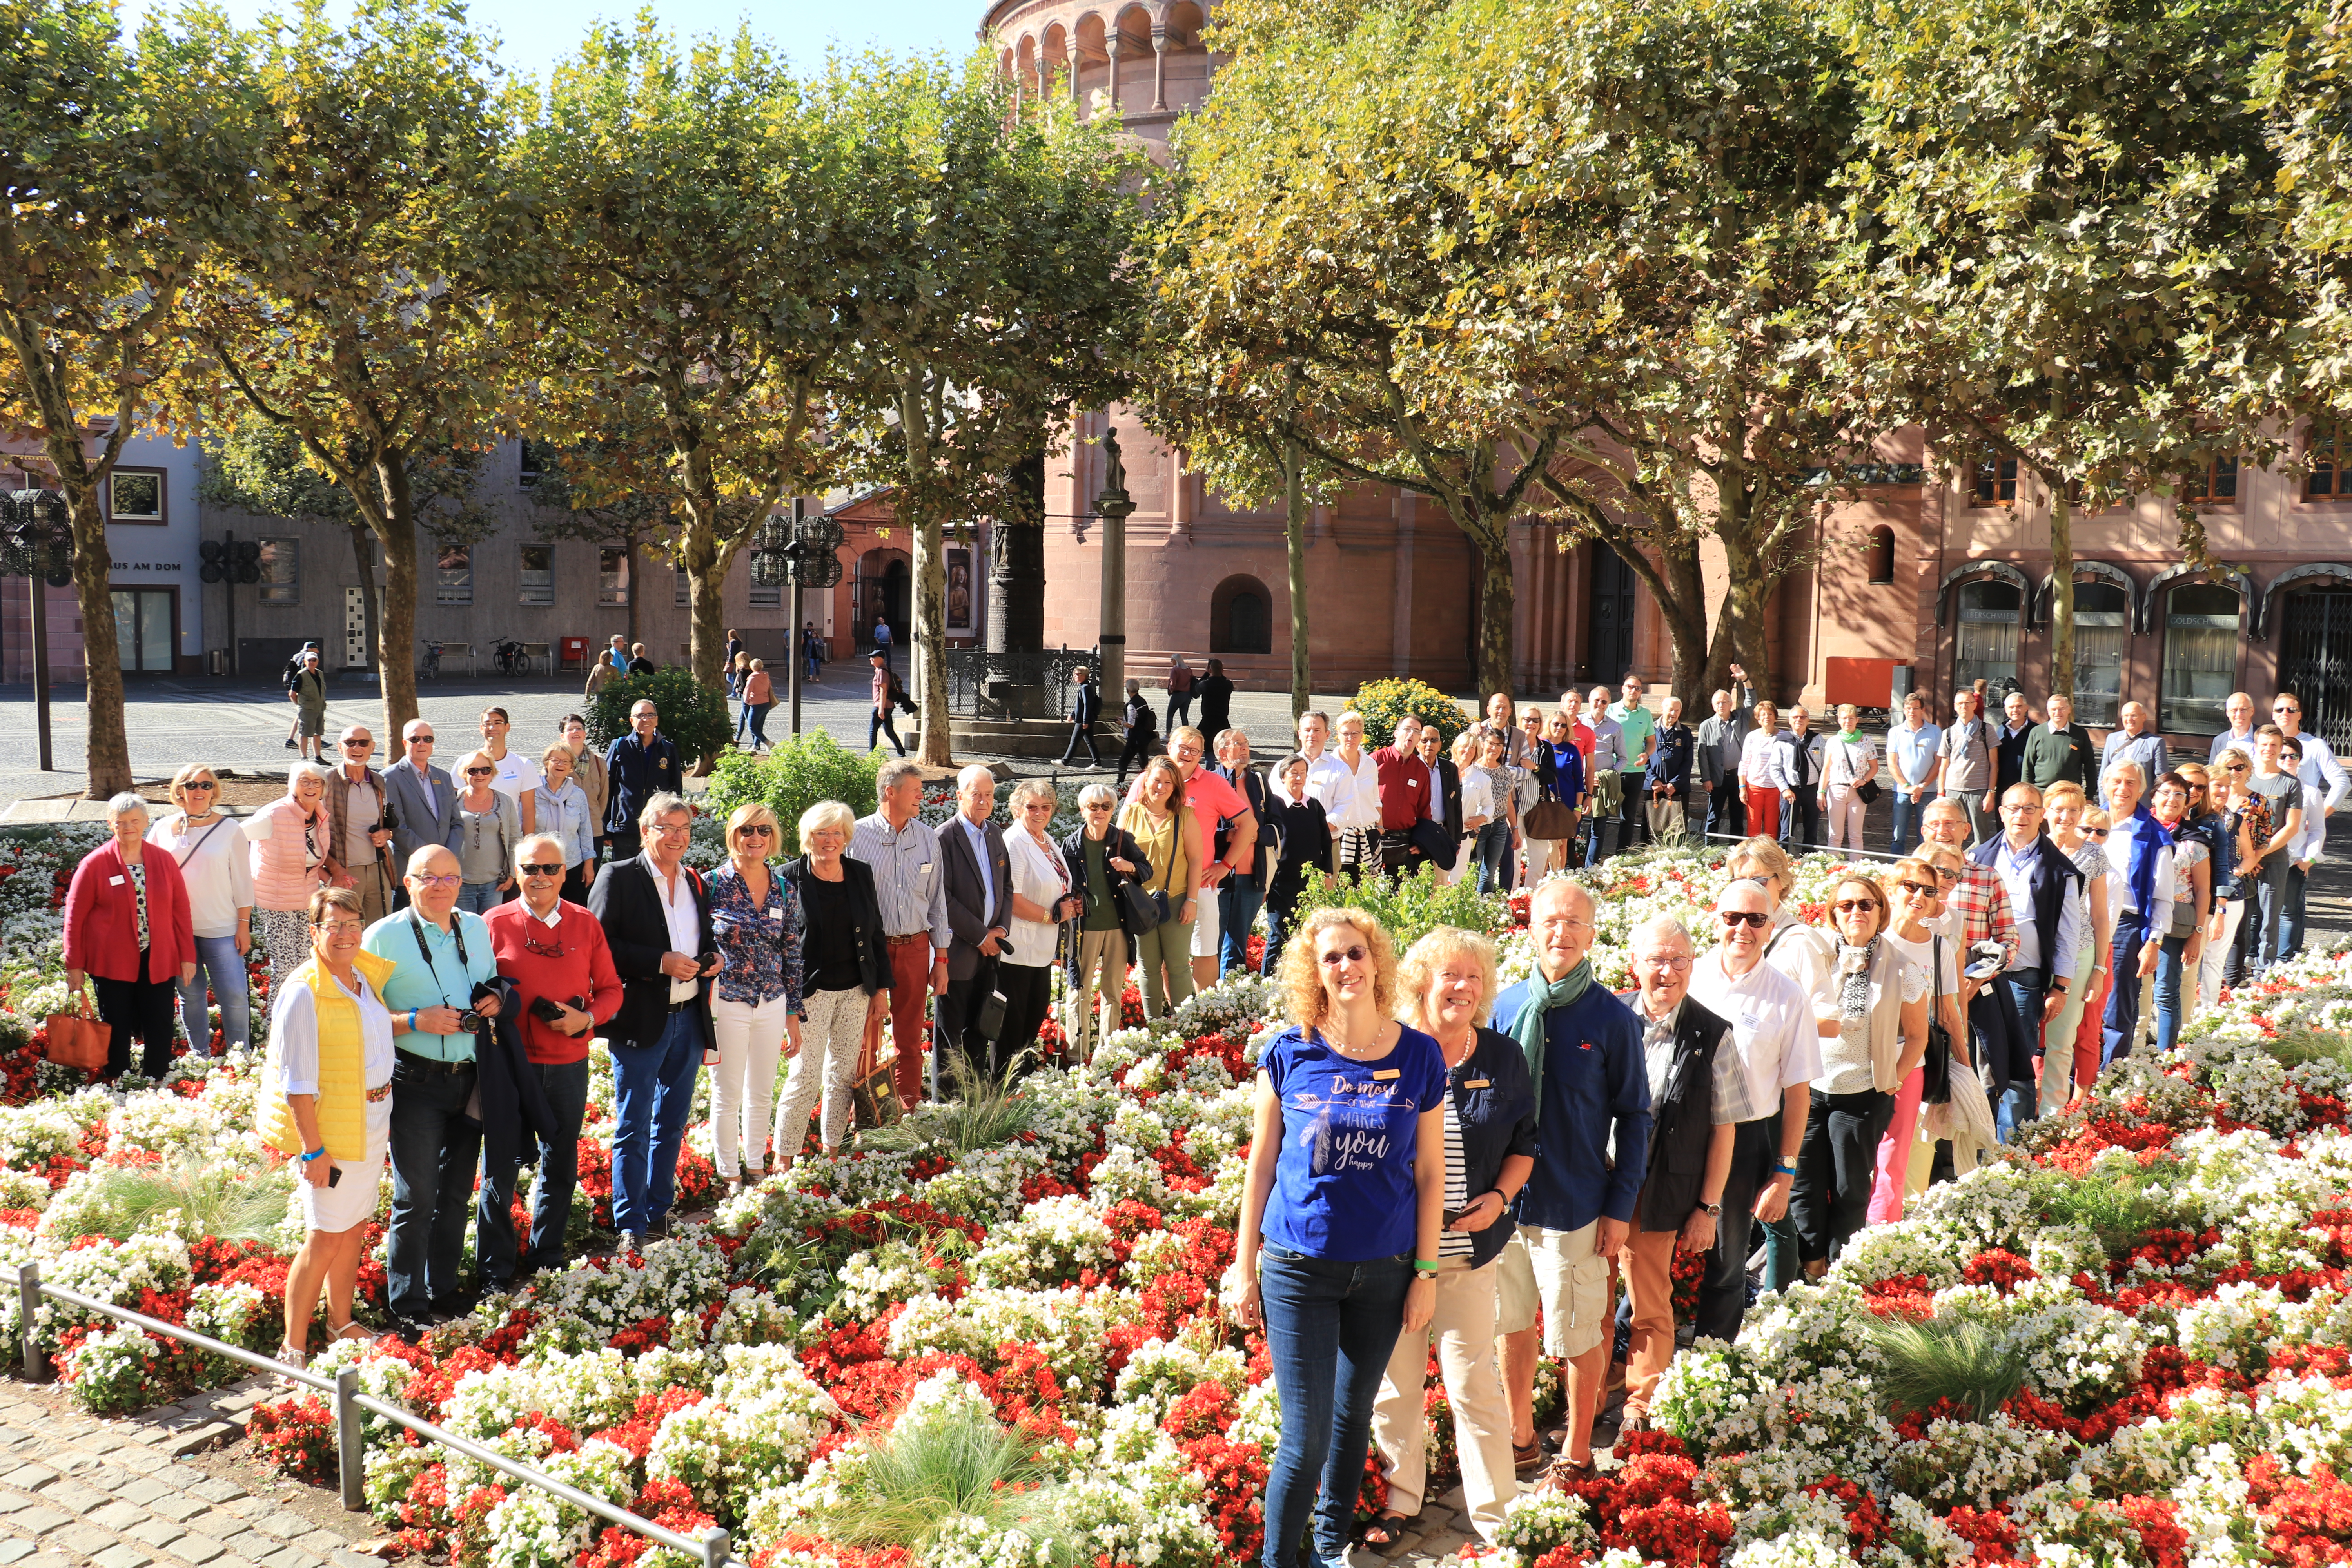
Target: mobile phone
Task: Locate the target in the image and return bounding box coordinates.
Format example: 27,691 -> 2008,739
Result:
327,1166 -> 342,1188
1441,1207 -> 1467,1228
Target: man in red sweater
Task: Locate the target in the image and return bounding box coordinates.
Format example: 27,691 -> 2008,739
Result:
481,831 -> 624,1283
1370,715 -> 1437,877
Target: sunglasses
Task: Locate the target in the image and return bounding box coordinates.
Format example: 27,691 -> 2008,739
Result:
466,766 -> 495,776
1835,898 -> 1880,914
2088,827 -> 2110,837
1082,802 -> 1112,812
1717,909 -> 1770,929
737,825 -> 774,838
2225,763 -> 2248,773
1898,881 -> 1938,898
342,740 -> 373,750
1931,865 -> 1960,880
183,780 -> 217,791
1318,945 -> 1370,967
520,863 -> 565,877
2276,705 -> 2301,714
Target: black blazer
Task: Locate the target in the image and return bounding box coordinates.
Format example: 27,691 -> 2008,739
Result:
1430,756 -> 1463,839
939,817 -> 1014,982
1264,794 -> 1332,906
1619,992 -> 1733,1235
779,855 -> 889,996
474,977 -> 564,1172
587,853 -> 717,1053
1058,825 -> 1148,978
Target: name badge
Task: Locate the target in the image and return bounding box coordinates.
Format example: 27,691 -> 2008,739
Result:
769,909 -> 784,922
919,862 -> 933,876
1740,1013 -> 1761,1032
1371,1068 -> 1401,1080
1465,1078 -> 1490,1089
109,875 -> 125,887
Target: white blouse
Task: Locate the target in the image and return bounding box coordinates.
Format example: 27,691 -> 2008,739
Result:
1460,766 -> 1496,826
147,813 -> 254,939
1002,828 -> 1071,969
1738,728 -> 1784,788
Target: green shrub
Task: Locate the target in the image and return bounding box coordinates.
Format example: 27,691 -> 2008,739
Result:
2030,1161 -> 2184,1259
806,1389 -> 1069,1564
1866,1314 -> 2031,1420
1350,677 -> 1470,755
1288,863 -> 1512,958
702,731 -> 883,850
586,668 -> 733,764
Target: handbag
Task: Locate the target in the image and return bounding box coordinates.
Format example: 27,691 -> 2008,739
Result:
1922,934 -> 1954,1105
852,1010 -> 902,1129
1850,741 -> 1882,804
1524,788 -> 1574,841
45,996 -> 111,1073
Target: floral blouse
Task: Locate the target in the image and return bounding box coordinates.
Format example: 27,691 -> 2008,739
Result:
706,861 -> 805,1012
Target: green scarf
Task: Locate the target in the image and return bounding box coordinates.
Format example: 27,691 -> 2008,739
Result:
1509,958 -> 1593,1106
1837,728 -> 1864,745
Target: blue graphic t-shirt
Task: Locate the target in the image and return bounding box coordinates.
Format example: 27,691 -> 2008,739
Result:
1259,1023 -> 1448,1262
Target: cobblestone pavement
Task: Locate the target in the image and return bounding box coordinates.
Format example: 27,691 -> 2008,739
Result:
0,1376 -> 380,1568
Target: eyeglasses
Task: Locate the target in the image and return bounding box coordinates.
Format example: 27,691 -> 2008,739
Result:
410,873 -> 463,888
653,822 -> 693,837
183,780 -> 216,792
736,825 -> 774,838
2088,827 -> 2110,838
523,933 -> 566,960
465,766 -> 495,776
1898,881 -> 1938,898
1318,945 -> 1370,967
1024,801 -> 1054,812
312,920 -> 366,936
1717,909 -> 1771,929
1637,954 -> 1693,971
1834,898 -> 1880,914
520,863 -> 565,877
1082,802 -> 1112,812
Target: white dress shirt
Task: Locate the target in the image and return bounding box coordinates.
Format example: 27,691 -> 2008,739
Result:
652,861 -> 702,1003
1992,837 -> 2087,981
1321,748 -> 1382,832
1689,947 -> 1823,1122
2292,730 -> 2352,816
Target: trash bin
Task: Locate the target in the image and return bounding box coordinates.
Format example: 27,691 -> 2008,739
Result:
560,636 -> 588,672
1891,664 -> 1915,703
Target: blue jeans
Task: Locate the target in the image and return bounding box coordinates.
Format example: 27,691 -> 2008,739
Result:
735,701 -> 754,743
1263,897 -> 1298,977
746,702 -> 773,746
1889,788 -> 1935,858
1218,873 -> 1263,978
2286,863 -> 2310,961
1987,969 -> 2047,1143
387,1055 -> 482,1319
457,880 -> 502,915
2153,932 -> 2190,1052
1471,820 -> 1514,895
1257,1244 -> 1413,1568
476,1058 -> 590,1284
178,933 -> 251,1055
610,1008 -> 704,1235
2102,914 -> 2150,1068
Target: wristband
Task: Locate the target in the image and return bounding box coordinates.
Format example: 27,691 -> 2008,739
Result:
1412,1259 -> 1440,1274
1774,1159 -> 1797,1176
301,1146 -> 327,1163
409,1009 -> 418,1031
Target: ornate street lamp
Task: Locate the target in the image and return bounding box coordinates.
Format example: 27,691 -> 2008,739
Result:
747,503 -> 844,734
0,490 -> 75,772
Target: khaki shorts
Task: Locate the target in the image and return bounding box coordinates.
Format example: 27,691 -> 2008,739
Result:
1494,1231 -> 1540,1336
1522,1220 -> 1610,1359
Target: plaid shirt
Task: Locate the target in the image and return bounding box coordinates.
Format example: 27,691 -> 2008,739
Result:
1944,862 -> 2020,967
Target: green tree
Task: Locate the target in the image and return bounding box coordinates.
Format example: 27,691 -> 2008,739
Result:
0,0 -> 247,795
821,53 -> 1145,766
515,20 -> 837,699
518,437 -> 675,652
168,0 -> 525,741
1823,0 -> 2293,700
2256,0 -> 2352,421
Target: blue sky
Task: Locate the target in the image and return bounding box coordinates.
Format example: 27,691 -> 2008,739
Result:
116,0 -> 986,85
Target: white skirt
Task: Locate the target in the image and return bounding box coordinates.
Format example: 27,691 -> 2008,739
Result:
299,1094 -> 392,1234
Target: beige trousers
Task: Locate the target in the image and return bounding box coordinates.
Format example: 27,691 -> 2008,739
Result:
1067,927 -> 1125,1058
1370,1256 -> 1517,1542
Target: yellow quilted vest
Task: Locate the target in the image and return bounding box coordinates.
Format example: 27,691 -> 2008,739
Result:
258,949 -> 397,1162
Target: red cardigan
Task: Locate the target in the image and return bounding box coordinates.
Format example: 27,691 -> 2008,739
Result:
63,840 -> 198,983
483,898 -> 624,1063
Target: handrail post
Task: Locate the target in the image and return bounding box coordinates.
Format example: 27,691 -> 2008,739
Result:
699,1526 -> 730,1568
334,1368 -> 365,1511
17,1261 -> 43,1382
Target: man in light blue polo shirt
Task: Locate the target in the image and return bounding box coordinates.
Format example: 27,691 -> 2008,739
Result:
1886,692 -> 1943,857
1609,676 -> 1657,852
363,844 -> 501,1337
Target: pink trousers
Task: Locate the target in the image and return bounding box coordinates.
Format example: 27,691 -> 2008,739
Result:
1868,1063 -> 1924,1225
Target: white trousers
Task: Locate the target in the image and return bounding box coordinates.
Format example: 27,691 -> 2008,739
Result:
775,986 -> 869,1156
710,992 -> 791,1177
1370,1256 -> 1517,1542
2196,899 -> 2247,1016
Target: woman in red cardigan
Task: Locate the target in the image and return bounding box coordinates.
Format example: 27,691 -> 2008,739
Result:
64,793 -> 199,1080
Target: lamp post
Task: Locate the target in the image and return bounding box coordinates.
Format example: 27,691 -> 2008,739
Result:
1,491 -> 74,773
1095,428 -> 1134,715
748,503 -> 842,737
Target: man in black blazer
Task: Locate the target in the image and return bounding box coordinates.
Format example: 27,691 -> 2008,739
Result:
936,764 -> 1014,1089
384,720 -> 463,908
587,792 -> 717,1246
1061,667 -> 1103,768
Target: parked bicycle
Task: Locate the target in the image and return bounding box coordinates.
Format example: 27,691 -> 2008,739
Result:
417,640 -> 443,680
490,637 -> 527,677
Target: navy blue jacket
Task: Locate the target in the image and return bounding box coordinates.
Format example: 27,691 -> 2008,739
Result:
1644,722 -> 1696,802
1451,1025 -> 1538,1268
1494,980 -> 1650,1232
1971,833 -> 2082,979
603,731 -> 683,837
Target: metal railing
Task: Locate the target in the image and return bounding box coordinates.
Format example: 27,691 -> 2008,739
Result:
4,1261 -> 734,1568
944,646 -> 1099,720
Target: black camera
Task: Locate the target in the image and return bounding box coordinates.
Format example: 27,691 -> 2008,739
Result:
454,1009 -> 484,1030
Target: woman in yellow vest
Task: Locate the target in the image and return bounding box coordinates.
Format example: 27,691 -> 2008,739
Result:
258,887 -> 397,1367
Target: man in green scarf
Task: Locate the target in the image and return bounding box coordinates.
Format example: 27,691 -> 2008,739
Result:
1493,878 -> 1651,1483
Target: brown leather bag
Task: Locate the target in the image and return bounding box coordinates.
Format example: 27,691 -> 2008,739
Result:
45,996 -> 110,1073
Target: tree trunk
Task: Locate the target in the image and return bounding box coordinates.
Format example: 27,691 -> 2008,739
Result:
1472,526 -> 1515,699
2048,481 -> 2075,711
688,545 -> 732,768
913,508 -> 953,766
1717,566 -> 1772,703
371,456 -> 421,740
63,474 -> 132,798
1283,438 -> 1310,719
1655,536 -> 1711,706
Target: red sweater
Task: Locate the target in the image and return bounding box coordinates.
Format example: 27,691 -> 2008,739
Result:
483,899 -> 624,1063
63,842 -> 196,983
1372,746 -> 1436,832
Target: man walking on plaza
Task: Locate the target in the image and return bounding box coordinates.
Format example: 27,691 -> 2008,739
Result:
1494,879 -> 1649,1482
384,721 -> 461,906
1695,689 -> 1748,844
1686,877 -> 1816,1343
2025,693 -> 2098,791
1938,692 -> 1995,845
323,727 -> 398,924
852,759 -> 951,1111
937,765 -> 1014,1087
1610,676 -> 1655,852
1973,785 -> 2085,1140
1886,693 -> 1943,857
366,845 -> 501,1336
603,700 -> 681,864
1060,666 -> 1103,768
2098,702 -> 2166,809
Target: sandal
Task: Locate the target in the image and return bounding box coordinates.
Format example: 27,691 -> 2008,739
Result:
334,1323 -> 378,1345
273,1344 -> 309,1372
1360,1513 -> 1416,1555
1512,1437 -> 1546,1476
1542,1456 -> 1599,1492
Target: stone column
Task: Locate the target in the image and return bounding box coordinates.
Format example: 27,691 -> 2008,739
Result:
1097,433 -> 1134,719
1151,25 -> 1170,112
1105,34 -> 1122,117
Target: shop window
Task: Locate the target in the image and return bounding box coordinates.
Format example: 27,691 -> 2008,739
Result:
1867,526 -> 1896,584
1971,451 -> 2018,506
1954,579 -> 2020,695
518,545 -> 554,606
1210,574 -> 1272,654
675,566 -> 690,608
2070,581 -> 2129,728
2184,454 -> 2238,503
2309,425 -> 2350,498
105,469 -> 164,524
258,538 -> 299,605
436,544 -> 472,606
2161,583 -> 2240,734
599,547 -> 630,605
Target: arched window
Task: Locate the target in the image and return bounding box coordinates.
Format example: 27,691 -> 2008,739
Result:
2162,583 -> 2240,734
1954,579 -> 2020,696
1210,574 -> 1273,654
1867,526 -> 1896,584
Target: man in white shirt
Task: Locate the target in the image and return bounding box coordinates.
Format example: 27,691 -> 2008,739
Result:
1686,878 -> 1820,1342
2209,691 -> 2257,763
1321,710 -> 1383,878
1295,711 -> 1348,839
479,707 -> 540,836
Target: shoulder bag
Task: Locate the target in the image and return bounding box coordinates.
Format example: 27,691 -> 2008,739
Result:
44,994 -> 110,1073
1921,933 -> 1953,1105
1850,739 -> 1883,804
1112,828 -> 1165,935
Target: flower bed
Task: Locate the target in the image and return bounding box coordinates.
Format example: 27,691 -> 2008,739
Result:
1,831 -> 2350,1568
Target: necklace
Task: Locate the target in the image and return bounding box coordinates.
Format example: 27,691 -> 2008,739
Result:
1319,1013 -> 1383,1057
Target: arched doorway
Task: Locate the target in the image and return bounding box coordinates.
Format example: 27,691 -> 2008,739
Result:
1954,579 -> 2022,696
1210,574 -> 1272,654
2278,584 -> 2352,755
1586,544 -> 1636,684
854,550 -> 911,652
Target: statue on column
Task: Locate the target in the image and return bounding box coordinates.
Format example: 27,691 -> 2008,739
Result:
1098,426 -> 1127,504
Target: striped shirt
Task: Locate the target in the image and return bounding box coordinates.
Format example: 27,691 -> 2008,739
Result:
1439,1095 -> 1472,1259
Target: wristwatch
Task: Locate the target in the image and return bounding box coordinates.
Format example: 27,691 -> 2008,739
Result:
1700,1201 -> 1723,1216
2049,979 -> 2068,994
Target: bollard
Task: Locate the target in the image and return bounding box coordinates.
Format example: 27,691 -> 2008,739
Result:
700,1525 -> 731,1568
16,1262 -> 43,1382
335,1368 -> 365,1511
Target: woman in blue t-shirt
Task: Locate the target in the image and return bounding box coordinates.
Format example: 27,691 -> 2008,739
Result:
1229,908 -> 1446,1568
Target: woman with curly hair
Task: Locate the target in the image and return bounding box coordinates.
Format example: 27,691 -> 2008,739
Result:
1229,907 -> 1444,1568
